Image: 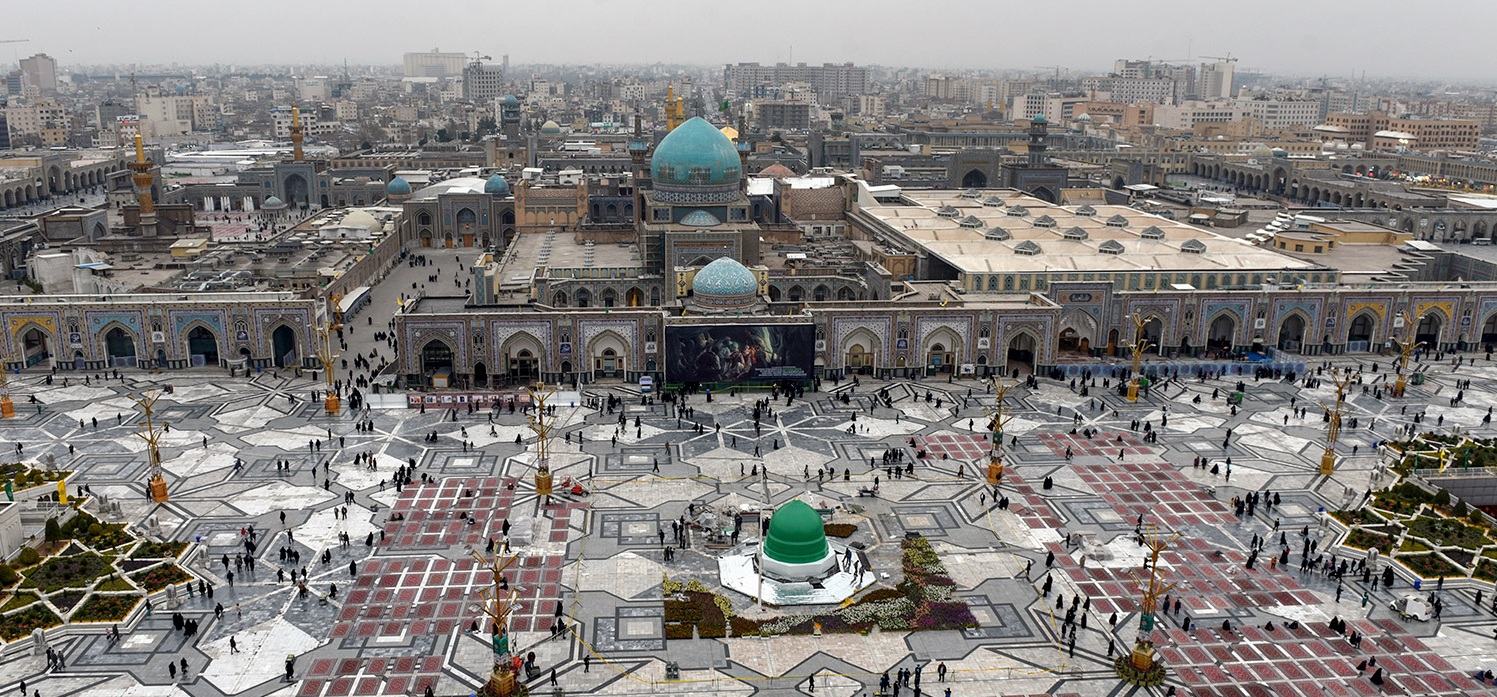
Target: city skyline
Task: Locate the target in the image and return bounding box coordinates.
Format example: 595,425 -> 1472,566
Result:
6,0 -> 1497,82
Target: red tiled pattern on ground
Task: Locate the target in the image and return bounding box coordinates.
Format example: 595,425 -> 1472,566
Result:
1038,431 -> 1152,459
312,475 -> 580,696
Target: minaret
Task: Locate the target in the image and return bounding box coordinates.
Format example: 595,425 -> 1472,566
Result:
289,106 -> 305,162
665,85 -> 684,132
1027,115 -> 1049,167
128,132 -> 155,215
627,112 -> 650,173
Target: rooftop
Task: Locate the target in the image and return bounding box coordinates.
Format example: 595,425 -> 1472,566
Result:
857,190 -> 1321,277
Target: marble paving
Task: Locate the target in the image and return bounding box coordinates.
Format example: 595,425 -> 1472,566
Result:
8,300 -> 1497,695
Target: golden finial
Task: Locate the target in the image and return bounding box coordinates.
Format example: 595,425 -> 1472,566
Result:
134,132 -> 146,164
291,106 -> 301,127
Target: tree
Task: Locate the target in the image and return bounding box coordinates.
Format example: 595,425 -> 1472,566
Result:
476,117 -> 497,137
359,141 -> 372,151
44,518 -> 61,542
435,128 -> 451,143
1433,488 -> 1452,507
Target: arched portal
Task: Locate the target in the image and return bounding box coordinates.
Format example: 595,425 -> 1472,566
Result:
924,329 -> 960,375
844,329 -> 878,375
1347,312 -> 1376,350
1006,331 -> 1037,374
473,361 -> 489,387
18,326 -> 50,368
626,287 -> 644,307
1415,313 -> 1442,347
104,327 -> 137,366
1207,314 -> 1236,353
187,326 -> 220,365
961,169 -> 988,188
503,333 -> 543,383
283,174 -> 309,208
271,325 -> 298,367
1482,314 -> 1497,347
1277,314 -> 1306,353
1140,318 -> 1163,355
420,339 -> 455,385
590,331 -> 628,380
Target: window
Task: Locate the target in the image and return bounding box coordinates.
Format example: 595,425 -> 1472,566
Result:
1313,246 -> 1323,253
1294,244 -> 1304,252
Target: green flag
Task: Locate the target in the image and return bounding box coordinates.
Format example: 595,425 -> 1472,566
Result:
720,99 -> 729,112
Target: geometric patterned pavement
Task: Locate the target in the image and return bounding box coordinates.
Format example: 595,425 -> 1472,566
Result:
7,248 -> 1497,696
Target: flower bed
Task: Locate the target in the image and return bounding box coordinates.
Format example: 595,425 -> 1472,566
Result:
0,605 -> 62,641
823,523 -> 858,538
20,553 -> 112,592
1342,530 -> 1393,553
0,462 -> 68,492
1407,516 -> 1489,550
51,591 -> 85,613
130,541 -> 187,560
1477,560 -> 1497,583
59,513 -> 130,550
129,564 -> 191,592
1398,553 -> 1461,579
0,592 -> 38,612
723,537 -> 976,637
1332,509 -> 1382,526
72,594 -> 139,623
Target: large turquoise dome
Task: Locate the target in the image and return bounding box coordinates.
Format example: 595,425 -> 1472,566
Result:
386,177 -> 411,196
484,174 -> 510,196
691,257 -> 758,308
762,500 -> 830,565
651,117 -> 742,204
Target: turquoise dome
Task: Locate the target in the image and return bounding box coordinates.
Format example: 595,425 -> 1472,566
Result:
263,195 -> 285,209
651,117 -> 742,204
484,174 -> 510,196
503,95 -> 519,106
692,257 -> 758,300
1032,113 -> 1047,124
386,177 -> 411,195
680,210 -> 721,227
762,500 -> 830,565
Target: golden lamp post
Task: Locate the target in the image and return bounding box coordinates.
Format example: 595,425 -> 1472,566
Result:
1390,311 -> 1423,399
131,390 -> 171,502
314,321 -> 340,416
470,549 -> 521,697
1117,524 -> 1179,686
985,376 -> 1017,485
1126,313 -> 1155,403
1319,368 -> 1355,475
525,381 -> 557,498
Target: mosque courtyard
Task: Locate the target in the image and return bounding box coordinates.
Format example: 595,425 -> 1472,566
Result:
1,354 -> 1496,696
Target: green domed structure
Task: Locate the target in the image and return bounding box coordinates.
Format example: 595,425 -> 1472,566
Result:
762,500 -> 830,566
650,116 -> 743,205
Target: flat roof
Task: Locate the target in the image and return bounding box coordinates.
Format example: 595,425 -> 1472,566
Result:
501,231 -> 644,278
857,190 -> 1321,276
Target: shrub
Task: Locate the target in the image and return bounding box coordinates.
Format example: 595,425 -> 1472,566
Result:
43,519 -> 61,542
16,548 -> 39,567
86,523 -> 103,538
1455,501 -> 1469,517
0,564 -> 17,586
1433,488 -> 1452,507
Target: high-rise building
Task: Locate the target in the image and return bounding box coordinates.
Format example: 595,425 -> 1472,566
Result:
463,61 -> 505,102
724,62 -> 868,98
402,50 -> 468,78
19,54 -> 58,94
1197,61 -> 1235,100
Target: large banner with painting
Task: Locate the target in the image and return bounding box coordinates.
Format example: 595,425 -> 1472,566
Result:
665,324 -> 814,383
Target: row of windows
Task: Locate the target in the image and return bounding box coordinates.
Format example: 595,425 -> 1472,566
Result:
969,270 -> 1331,292
552,267 -> 640,279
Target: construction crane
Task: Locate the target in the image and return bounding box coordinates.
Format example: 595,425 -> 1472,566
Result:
0,40 -> 28,45
470,51 -> 491,66
1200,54 -> 1238,63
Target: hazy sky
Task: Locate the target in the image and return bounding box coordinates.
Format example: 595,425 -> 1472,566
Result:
9,0 -> 1495,82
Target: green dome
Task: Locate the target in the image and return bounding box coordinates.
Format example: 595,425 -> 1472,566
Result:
386,177 -> 411,195
650,116 -> 742,204
762,500 -> 829,565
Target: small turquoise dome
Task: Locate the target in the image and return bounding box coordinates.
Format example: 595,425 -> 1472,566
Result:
540,120 -> 562,135
680,210 -> 721,227
503,95 -> 519,106
484,174 -> 510,196
386,177 -> 411,195
1032,113 -> 1047,124
651,117 -> 742,204
691,257 -> 758,303
263,195 -> 285,209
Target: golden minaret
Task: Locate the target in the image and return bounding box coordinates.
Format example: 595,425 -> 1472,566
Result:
128,133 -> 155,215
289,106 -> 305,162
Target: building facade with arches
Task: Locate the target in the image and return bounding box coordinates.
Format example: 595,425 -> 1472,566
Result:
0,292 -> 320,372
